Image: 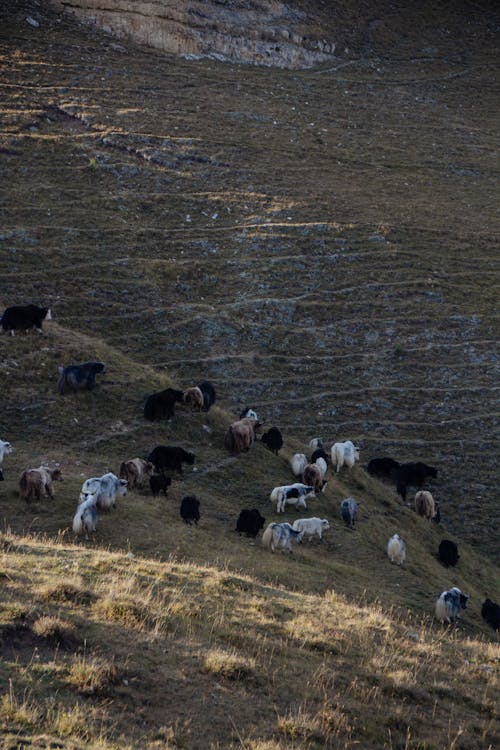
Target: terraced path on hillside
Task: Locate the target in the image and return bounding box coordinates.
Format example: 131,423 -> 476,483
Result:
0,1 -> 499,555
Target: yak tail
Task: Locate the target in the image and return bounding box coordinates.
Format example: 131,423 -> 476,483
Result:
262,524 -> 276,550
72,507 -> 84,534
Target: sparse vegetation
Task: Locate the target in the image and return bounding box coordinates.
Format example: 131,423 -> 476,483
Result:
38,580 -> 96,606
0,0 -> 498,748
203,648 -> 256,681
0,535 -> 498,748
67,653 -> 120,695
0,683 -> 41,729
31,615 -> 77,646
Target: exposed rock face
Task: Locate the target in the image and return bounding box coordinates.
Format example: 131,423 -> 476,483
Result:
50,0 -> 335,68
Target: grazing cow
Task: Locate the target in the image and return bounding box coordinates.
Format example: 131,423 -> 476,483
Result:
239,407 -> 259,421
309,438 -> 324,451
236,508 -> 265,537
387,534 -> 406,565
290,453 -> 308,478
143,387 -> 184,421
270,483 -> 316,513
262,522 -> 303,553
261,426 -> 283,455
183,386 -> 204,411
438,539 -> 460,568
80,472 -> 127,511
180,495 -> 200,525
341,497 -> 359,528
311,447 -> 329,465
331,440 -> 360,473
119,458 -> 154,490
73,495 -> 98,537
414,491 -> 439,520
1,304 -> 52,335
481,599 -> 500,631
435,587 -> 469,624
199,381 -> 216,411
302,463 -> 327,492
148,446 -> 195,475
367,457 -> 400,479
149,473 -> 172,497
224,417 -> 261,454
58,361 -> 105,395
292,517 -> 330,542
396,461 -> 437,501
19,466 -> 63,502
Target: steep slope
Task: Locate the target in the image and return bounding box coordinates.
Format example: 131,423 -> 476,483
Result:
50,0 -> 337,69
0,308 -> 498,629
1,0 -> 499,556
48,0 -> 499,67
1,535 -> 497,749
0,2 -> 499,748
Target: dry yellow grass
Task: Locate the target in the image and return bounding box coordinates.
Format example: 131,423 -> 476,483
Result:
1,534 -> 498,749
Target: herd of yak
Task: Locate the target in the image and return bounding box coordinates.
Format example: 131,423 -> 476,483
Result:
0,303 -> 499,632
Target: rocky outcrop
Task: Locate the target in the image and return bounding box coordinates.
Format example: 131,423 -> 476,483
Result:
51,0 -> 336,68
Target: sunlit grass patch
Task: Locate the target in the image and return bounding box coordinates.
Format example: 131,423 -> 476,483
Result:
45,700 -> 103,741
37,580 -> 97,606
93,595 -> 154,631
67,654 -> 121,695
203,648 -> 256,681
31,615 -> 78,646
284,612 -> 345,654
0,685 -> 41,729
277,702 -> 354,745
0,602 -> 32,627
216,573 -> 255,592
1,683 -> 107,743
93,576 -> 201,635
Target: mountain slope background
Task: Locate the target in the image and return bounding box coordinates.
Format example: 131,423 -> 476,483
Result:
0,1 -> 499,748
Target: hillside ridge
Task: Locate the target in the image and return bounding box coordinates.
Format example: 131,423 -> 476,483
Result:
0,531 -> 496,749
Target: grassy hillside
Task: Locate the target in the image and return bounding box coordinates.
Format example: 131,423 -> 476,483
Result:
1,0 -> 499,555
1,534 -> 499,750
0,1 -> 499,748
